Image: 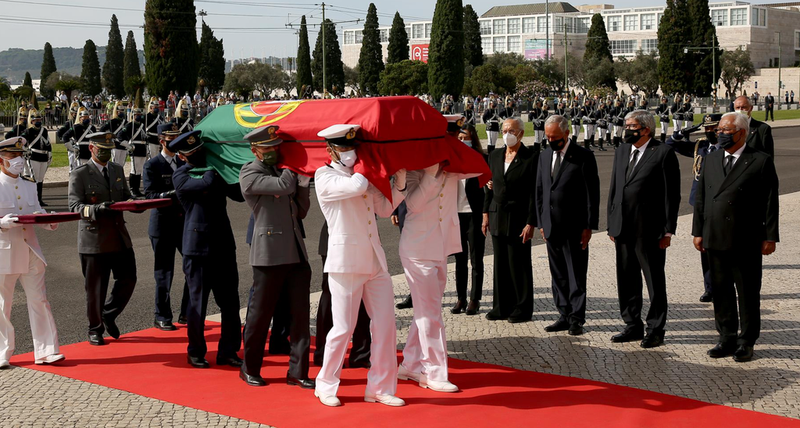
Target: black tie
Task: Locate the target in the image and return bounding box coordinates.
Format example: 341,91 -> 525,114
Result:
724,155 -> 734,176
627,149 -> 639,180
552,152 -> 561,178
103,167 -> 110,187
708,145 -> 716,153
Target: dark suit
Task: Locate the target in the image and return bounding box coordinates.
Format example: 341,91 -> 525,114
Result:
68,161 -> 137,336
173,165 -> 243,360
484,143 -> 538,320
455,158 -> 487,303
608,139 -> 681,336
692,146 -> 779,346
535,143 -> 600,325
746,117 -> 774,157
764,95 -> 774,121
142,153 -> 189,323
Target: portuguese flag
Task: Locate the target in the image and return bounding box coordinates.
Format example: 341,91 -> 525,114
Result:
195,96 -> 490,198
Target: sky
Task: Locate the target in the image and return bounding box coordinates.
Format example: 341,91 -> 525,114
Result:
0,0 -> 787,60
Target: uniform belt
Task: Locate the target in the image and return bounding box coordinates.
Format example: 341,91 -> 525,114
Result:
30,148 -> 50,154
131,141 -> 148,145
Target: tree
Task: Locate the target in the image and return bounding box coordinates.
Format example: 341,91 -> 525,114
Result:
584,13 -> 615,90
144,0 -> 200,99
463,64 -> 497,96
387,12 -> 409,64
44,72 -> 82,101
428,0 -> 464,99
223,62 -> 286,99
687,0 -> 721,96
580,55 -> 615,91
23,72 -> 33,88
657,0 -> 691,94
311,19 -> 345,96
615,51 -> 660,96
378,60 -> 428,95
296,15 -> 313,95
463,4 -> 483,68
102,15 -> 125,98
80,40 -> 102,96
531,57 -> 566,94
198,21 -> 226,93
0,77 -> 11,99
123,31 -> 142,97
344,65 -> 362,96
720,47 -> 754,98
40,42 -> 57,99
484,52 -> 526,70
358,3 -> 384,96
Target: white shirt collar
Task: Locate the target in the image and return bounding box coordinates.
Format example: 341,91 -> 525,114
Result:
557,138 -> 570,156
91,158 -> 108,173
630,139 -> 650,160
161,150 -> 175,163
726,143 -> 746,161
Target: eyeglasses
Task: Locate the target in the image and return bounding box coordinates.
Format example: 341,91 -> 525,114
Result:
624,125 -> 642,130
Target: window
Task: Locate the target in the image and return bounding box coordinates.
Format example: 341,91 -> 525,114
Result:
507,18 -> 520,34
522,17 -> 536,33
482,37 -> 493,55
425,23 -> 432,39
641,39 -> 658,54
508,35 -> 521,52
575,17 -> 590,34
480,20 -> 492,35
537,16 -> 550,33
493,36 -> 506,53
405,26 -> 411,37
751,8 -> 766,26
796,31 -> 800,49
641,14 -> 655,30
730,8 -> 747,26
412,24 -> 424,39
711,9 -> 727,26
344,31 -> 354,45
355,31 -> 363,44
623,15 -> 637,31
610,39 -> 636,55
379,29 -> 388,43
657,13 -> 664,28
607,16 -> 621,32
493,19 -> 506,35
561,17 -> 573,33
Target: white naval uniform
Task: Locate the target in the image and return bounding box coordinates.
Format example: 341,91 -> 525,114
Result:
314,162 -> 405,398
399,169 -> 476,383
0,173 -> 59,364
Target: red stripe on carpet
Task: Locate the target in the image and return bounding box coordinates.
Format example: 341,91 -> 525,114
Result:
10,323 -> 799,428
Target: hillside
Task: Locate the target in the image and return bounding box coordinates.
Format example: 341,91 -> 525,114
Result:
0,46 -> 144,84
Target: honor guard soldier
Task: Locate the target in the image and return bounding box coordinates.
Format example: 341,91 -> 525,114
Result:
238,125 -> 314,388
118,108 -> 148,197
671,95 -> 684,132
463,101 -> 476,127
569,101 -> 582,144
145,97 -> 164,158
61,108 -> 96,170
0,137 -> 63,369
595,102 -> 609,151
100,102 -> 130,166
314,124 -> 407,408
4,106 -> 27,139
172,100 -> 194,134
68,132 -> 138,346
656,97 -> 670,142
682,95 -> 694,128
143,124 -> 190,331
482,101 -> 501,153
171,130 -> 243,369
580,99 -> 596,150
21,109 -> 52,206
528,99 -> 549,151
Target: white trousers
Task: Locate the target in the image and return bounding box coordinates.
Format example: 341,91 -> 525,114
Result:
130,156 -> 146,175
29,160 -> 48,184
584,124 -> 596,140
112,149 -> 128,166
683,119 -> 693,128
486,131 -> 498,148
614,125 -> 624,137
597,128 -> 608,140
316,257 -> 398,397
534,130 -> 544,144
0,250 -> 59,362
67,151 -> 76,172
400,257 -> 449,382
673,119 -> 683,132
660,121 -> 669,135
148,144 -> 162,159
572,124 -> 581,137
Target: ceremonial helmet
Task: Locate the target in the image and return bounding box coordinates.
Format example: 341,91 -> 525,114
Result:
114,101 -> 127,116
660,96 -> 668,103
684,94 -> 692,102
18,106 -> 28,123
674,94 -> 681,103
75,106 -> 90,125
27,108 -> 42,128
627,98 -> 635,107
148,96 -> 159,111
176,99 -> 189,118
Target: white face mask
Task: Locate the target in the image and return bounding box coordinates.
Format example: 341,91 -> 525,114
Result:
503,131 -> 519,148
5,156 -> 24,176
462,139 -> 472,147
735,109 -> 751,118
338,150 -> 358,168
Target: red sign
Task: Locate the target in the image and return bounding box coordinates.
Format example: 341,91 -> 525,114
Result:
411,44 -> 429,63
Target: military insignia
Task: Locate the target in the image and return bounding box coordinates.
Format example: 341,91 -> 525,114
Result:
171,124 -> 179,132
346,128 -> 357,140
233,100 -> 305,128
267,126 -> 278,139
90,196 -> 98,204
188,136 -> 196,145
15,139 -> 23,149
105,134 -> 113,143
456,118 -> 464,128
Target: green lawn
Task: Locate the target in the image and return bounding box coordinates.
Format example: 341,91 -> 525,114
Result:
50,143 -> 69,168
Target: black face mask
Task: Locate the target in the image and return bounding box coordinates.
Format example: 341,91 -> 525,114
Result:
623,129 -> 643,145
704,131 -> 718,145
185,151 -> 206,168
549,137 -> 566,152
717,132 -> 737,150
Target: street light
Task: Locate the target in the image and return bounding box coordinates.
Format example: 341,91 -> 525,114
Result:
684,35 -> 718,110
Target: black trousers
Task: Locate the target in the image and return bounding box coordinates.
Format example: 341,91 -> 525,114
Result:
243,262 -> 311,379
700,251 -> 712,295
488,234 -> 533,320
614,236 -> 668,335
80,248 -> 137,335
765,107 -> 774,121
707,248 -> 762,346
184,253 -> 241,359
546,234 -> 588,325
150,233 -> 190,322
454,212 -> 485,302
314,255 -> 371,366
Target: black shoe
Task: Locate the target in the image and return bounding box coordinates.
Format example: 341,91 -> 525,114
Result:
640,333 -> 664,348
187,355 -> 210,368
216,355 -> 243,367
154,319 -> 177,331
485,311 -> 507,321
611,329 -> 644,343
599,146 -> 607,151
465,300 -> 480,315
708,343 -> 737,358
396,296 -> 413,309
240,368 -> 267,386
544,319 -> 570,332
568,323 -> 585,336
349,360 -> 371,369
451,299 -> 467,314
287,376 -> 316,389
177,315 -> 188,324
39,201 -> 48,207
699,292 -> 713,303
88,333 -> 105,346
508,316 -> 531,324
104,319 -> 120,339
733,345 -> 754,362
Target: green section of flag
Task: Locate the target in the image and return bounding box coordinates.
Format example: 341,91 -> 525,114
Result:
194,104 -> 256,184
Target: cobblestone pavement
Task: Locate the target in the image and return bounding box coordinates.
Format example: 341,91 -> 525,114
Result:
3,192 -> 799,426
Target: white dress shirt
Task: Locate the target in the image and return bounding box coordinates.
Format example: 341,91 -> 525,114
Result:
162,151 -> 177,171
629,139 -> 650,168
551,139 -> 571,174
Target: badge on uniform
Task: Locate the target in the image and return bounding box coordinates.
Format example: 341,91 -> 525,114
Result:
90,196 -> 98,204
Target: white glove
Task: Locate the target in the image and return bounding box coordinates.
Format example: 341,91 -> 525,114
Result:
0,213 -> 21,229
297,175 -> 311,188
423,163 -> 440,176
393,169 -> 407,190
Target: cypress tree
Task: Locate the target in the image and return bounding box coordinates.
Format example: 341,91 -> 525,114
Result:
584,13 -> 616,90
144,0 -> 200,99
688,0 -> 721,96
103,14 -> 125,98
463,4 -> 483,68
387,12 -> 409,64
358,3 -> 384,95
40,42 -> 57,98
428,0 -> 464,99
311,19 -> 345,95
23,72 -> 33,88
123,31 -> 142,96
198,21 -> 226,93
80,39 -> 102,96
657,0 -> 690,94
296,15 -> 313,96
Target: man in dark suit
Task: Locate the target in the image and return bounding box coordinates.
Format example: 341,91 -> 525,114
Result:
692,112 -> 779,363
171,130 -> 243,369
68,132 -> 138,346
763,92 -> 775,122
535,115 -> 600,336
142,124 -> 190,330
733,96 -> 774,157
607,110 -> 681,348
482,117 -> 538,323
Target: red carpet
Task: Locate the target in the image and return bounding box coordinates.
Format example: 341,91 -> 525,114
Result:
11,324 -> 800,428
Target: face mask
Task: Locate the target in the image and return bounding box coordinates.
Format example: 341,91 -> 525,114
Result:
134,115 -> 143,122
623,129 -> 642,145
338,150 -> 358,168
261,150 -> 278,167
95,149 -> 112,163
5,156 -> 24,175
718,131 -> 738,150
735,109 -> 751,118
152,108 -> 160,114
704,131 -> 718,145
82,119 -> 91,127
461,139 -> 472,147
549,137 -> 566,152
503,132 -> 519,148
33,121 -> 42,128
118,113 -> 125,119
185,151 -> 206,168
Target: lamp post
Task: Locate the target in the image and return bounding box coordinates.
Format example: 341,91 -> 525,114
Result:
776,31 -> 782,108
